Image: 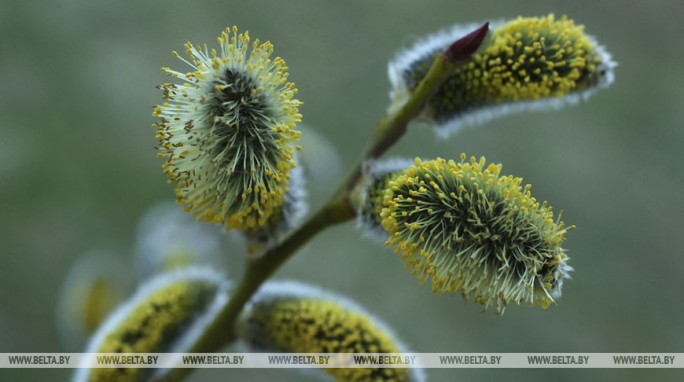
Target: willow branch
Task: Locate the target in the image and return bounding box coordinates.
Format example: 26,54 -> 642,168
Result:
154,21 -> 489,382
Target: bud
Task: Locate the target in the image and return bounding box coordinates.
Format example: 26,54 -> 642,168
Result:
74,267 -> 229,382
238,281 -> 425,382
388,14 -> 616,137
134,202 -> 227,279
154,26 -> 303,231
380,155 -> 572,314
442,21 -> 491,62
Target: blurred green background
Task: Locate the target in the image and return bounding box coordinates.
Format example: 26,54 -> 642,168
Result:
1,0 -> 683,381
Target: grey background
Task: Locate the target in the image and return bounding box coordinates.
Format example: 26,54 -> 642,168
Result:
1,0 -> 683,381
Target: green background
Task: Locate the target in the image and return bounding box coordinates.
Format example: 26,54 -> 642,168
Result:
1,0 -> 683,381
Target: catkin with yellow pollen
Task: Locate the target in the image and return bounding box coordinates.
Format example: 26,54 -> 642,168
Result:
73,267 -> 229,382
154,26 -> 302,231
239,281 -> 425,382
388,14 -> 616,137
379,155 -> 573,314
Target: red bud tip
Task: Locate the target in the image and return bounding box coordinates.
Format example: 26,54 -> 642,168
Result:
442,22 -> 490,62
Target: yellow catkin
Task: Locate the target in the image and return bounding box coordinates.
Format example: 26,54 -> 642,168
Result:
390,14 -> 614,134
154,26 -> 302,231
78,269 -> 226,382
242,283 -> 420,382
379,155 -> 572,314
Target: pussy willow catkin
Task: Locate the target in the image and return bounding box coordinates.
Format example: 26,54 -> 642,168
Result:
154,26 -> 302,231
388,14 -> 615,137
239,281 -> 425,382
378,155 -> 572,314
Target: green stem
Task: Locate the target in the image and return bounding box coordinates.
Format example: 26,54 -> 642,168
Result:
197,199 -> 351,350
342,54 -> 456,196
155,53 -> 461,382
